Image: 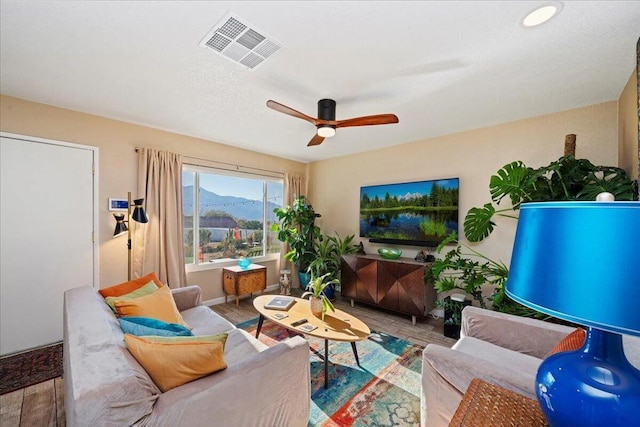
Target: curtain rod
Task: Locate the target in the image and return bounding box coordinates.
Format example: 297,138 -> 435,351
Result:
134,147 -> 284,178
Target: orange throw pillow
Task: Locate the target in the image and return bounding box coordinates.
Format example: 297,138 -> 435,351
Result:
124,334 -> 227,392
98,272 -> 163,298
547,328 -> 586,357
114,285 -> 191,329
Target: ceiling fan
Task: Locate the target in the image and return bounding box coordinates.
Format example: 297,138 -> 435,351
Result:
266,99 -> 399,146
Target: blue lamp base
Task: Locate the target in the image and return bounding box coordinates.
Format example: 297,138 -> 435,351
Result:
536,327 -> 640,426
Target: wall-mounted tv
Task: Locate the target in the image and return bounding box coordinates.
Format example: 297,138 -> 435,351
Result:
359,177 -> 459,247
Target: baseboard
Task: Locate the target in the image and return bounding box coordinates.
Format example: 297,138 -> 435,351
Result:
203,283 -> 280,307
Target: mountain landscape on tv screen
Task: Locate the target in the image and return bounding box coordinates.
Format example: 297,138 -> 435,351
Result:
359,178 -> 459,246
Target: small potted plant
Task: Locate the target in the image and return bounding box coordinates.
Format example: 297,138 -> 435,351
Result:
302,273 -> 339,320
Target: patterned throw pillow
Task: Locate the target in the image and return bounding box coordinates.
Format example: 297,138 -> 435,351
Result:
124,334 -> 228,392
119,316 -> 194,337
546,328 -> 586,357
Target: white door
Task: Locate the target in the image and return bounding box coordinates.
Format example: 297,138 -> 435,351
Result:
1,133 -> 98,356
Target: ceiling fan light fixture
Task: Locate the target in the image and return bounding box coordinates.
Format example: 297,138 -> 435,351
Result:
317,126 -> 336,138
266,98 -> 398,147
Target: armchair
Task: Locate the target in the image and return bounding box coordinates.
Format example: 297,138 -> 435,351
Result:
421,306 -> 640,427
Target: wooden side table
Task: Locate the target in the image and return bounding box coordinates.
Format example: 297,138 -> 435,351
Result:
450,378 -> 548,426
223,264 -> 267,308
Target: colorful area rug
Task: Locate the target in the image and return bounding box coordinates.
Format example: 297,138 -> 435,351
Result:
0,342 -> 63,395
237,318 -> 424,426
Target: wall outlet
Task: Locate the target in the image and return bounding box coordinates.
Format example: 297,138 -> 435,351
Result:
431,308 -> 444,319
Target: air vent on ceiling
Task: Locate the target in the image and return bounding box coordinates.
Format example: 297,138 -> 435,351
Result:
200,12 -> 283,70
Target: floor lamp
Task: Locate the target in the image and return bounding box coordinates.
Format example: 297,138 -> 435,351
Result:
113,192 -> 149,280
506,194 -> 639,426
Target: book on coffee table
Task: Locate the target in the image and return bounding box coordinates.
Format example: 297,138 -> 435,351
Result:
264,296 -> 295,311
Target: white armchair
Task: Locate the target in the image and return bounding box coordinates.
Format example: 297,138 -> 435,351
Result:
421,306 -> 640,427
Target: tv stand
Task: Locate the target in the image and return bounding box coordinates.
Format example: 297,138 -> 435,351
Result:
340,254 -> 436,325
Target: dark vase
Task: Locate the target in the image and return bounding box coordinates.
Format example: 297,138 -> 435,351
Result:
322,284 -> 335,300
443,296 -> 472,339
298,271 -> 311,289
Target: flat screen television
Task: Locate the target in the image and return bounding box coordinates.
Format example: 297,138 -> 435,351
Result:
359,177 -> 459,247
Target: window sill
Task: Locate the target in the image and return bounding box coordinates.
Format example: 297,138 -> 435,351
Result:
185,253 -> 280,273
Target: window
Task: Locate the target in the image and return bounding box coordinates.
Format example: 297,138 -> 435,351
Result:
183,166 -> 283,267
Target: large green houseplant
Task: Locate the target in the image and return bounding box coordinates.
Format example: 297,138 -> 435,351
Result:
271,195 -> 322,288
307,233 -> 359,299
463,155 -> 637,242
431,154 -> 638,324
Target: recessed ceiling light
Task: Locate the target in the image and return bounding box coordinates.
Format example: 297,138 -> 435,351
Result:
522,3 -> 562,27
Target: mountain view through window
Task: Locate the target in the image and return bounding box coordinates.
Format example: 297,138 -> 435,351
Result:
183,168 -> 283,265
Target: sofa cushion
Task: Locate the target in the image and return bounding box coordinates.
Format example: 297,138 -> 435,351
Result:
119,316 -> 194,337
98,272 -> 162,298
546,327 -> 586,357
105,280 -> 158,312
124,334 -> 228,392
453,336 -> 541,377
176,307 -> 268,364
180,305 -> 237,335
114,285 -> 191,329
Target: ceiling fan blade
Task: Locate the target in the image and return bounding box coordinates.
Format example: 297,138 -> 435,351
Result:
335,114 -> 399,128
307,134 -> 325,146
266,100 -> 318,125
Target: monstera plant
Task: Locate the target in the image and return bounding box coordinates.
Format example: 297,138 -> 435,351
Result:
431,154 -> 638,321
464,155 -> 638,242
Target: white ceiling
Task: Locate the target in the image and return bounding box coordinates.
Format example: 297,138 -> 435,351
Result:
1,1 -> 639,163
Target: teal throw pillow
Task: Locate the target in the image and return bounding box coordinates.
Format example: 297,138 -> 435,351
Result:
119,316 -> 194,337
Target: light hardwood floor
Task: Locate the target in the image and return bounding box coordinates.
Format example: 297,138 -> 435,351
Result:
0,289 -> 455,427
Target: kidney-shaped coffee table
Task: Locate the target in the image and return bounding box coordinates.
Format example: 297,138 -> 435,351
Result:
253,295 -> 371,389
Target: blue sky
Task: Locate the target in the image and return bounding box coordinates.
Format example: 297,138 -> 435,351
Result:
361,178 -> 458,200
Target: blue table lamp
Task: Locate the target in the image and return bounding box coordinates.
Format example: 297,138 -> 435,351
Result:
506,196 -> 640,426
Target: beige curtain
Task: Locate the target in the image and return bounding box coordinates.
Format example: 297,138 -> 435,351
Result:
282,173 -> 307,285
284,173 -> 306,206
134,148 -> 187,288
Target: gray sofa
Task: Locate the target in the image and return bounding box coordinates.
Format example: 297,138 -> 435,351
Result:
421,306 -> 640,427
63,285 -> 310,426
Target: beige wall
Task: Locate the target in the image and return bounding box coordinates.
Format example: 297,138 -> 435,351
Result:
0,94 -> 626,303
308,101 -> 619,271
0,95 -> 306,301
618,69 -> 639,180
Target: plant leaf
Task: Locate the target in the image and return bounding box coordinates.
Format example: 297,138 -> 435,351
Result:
576,167 -> 638,201
463,204 -> 496,242
489,161 -> 531,205
436,231 -> 458,253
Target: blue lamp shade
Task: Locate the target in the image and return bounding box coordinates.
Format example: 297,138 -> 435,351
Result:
506,201 -> 640,335
506,201 -> 640,426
